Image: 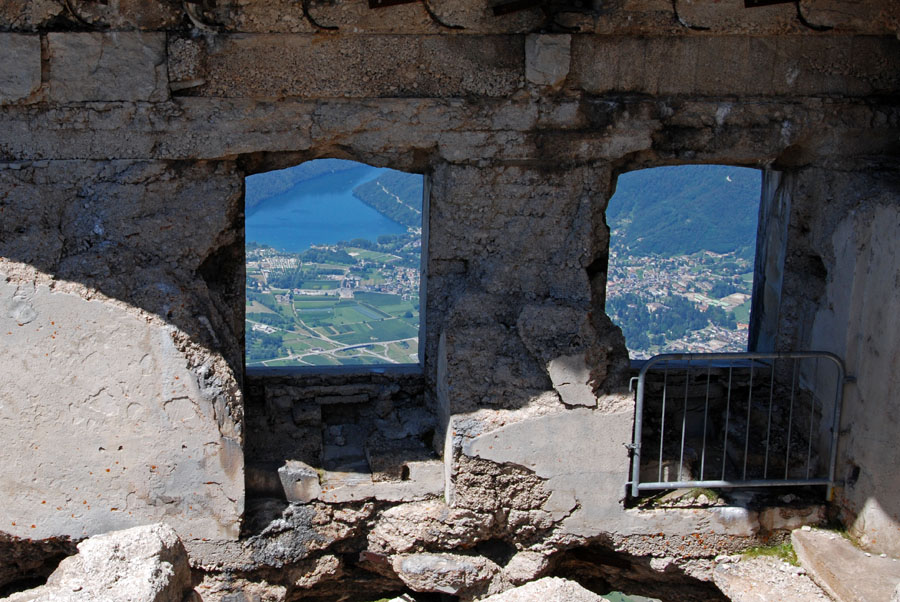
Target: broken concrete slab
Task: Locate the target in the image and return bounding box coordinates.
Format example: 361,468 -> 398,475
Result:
278,460 -> 321,504
4,523 -> 193,602
792,527 -> 900,602
0,34 -> 41,104
481,576 -> 606,601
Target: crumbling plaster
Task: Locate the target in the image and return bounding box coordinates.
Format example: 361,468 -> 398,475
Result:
0,0 -> 899,597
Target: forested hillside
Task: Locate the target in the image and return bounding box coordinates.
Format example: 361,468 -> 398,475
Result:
245,159 -> 358,213
352,171 -> 424,228
607,165 -> 762,259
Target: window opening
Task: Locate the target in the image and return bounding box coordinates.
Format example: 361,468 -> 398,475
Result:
606,165 -> 762,360
245,159 -> 424,369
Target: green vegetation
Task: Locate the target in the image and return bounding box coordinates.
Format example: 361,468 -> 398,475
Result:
245,159 -> 358,212
607,165 -> 761,259
352,171 -> 424,228
733,299 -> 752,323
742,541 -> 799,566
246,235 -> 421,367
608,292 -> 738,352
606,165 -> 761,358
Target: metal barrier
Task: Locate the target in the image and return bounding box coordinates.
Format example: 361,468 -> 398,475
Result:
628,352 -> 846,500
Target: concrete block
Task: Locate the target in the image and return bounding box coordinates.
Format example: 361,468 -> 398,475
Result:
792,527 -> 900,602
47,32 -> 168,102
0,34 -> 41,104
278,460 -> 321,503
570,35 -> 900,97
525,34 -> 571,87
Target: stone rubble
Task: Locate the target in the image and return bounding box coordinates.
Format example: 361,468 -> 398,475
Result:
1,524 -> 192,602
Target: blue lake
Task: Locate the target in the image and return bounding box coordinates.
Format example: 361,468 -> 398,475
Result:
245,165 -> 409,254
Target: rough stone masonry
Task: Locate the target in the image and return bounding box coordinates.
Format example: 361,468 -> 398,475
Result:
0,0 -> 899,600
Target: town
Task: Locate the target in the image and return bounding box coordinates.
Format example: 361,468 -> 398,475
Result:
246,232 -> 421,367
606,248 -> 753,359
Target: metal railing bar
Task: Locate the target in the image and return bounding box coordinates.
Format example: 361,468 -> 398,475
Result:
678,360 -> 691,482
722,361 -> 733,481
700,363 -> 711,480
743,363 -> 754,480
826,358 -> 846,501
764,359 -> 776,479
630,362 -> 646,498
785,358 -> 798,480
806,358 -> 819,479
636,477 -> 832,491
658,362 -> 669,484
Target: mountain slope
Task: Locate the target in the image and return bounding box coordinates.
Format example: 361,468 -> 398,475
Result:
245,159 -> 359,213
607,165 -> 762,259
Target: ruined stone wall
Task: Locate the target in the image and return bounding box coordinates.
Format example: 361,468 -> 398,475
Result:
1,0 -> 899,597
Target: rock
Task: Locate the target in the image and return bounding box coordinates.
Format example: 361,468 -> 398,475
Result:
481,577 -> 606,601
278,460 -> 321,503
391,553 -> 500,596
502,551 -> 549,585
368,501 -> 494,554
3,523 -> 193,602
290,554 -> 343,589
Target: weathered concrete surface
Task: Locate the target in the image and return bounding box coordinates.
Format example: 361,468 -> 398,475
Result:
47,33 -> 169,103
793,528 -> 900,602
712,555 -> 829,602
480,577 -> 607,602
317,460 -> 443,503
0,159 -> 245,542
0,276 -> 242,541
0,34 -> 40,105
2,523 -> 192,602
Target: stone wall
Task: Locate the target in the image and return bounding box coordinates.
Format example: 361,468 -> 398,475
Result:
1,0 -> 899,597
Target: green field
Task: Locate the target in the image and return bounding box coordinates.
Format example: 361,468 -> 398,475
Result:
733,299 -> 752,323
